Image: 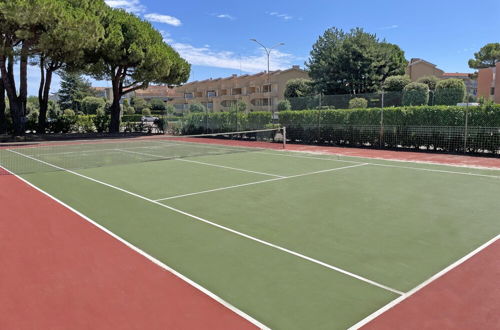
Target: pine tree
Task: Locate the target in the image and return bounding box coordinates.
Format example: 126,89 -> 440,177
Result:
57,71 -> 95,111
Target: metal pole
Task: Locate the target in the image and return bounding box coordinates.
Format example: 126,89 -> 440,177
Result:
380,90 -> 385,148
464,92 -> 469,153
205,104 -> 208,134
250,39 -> 284,124
267,50 -> 272,122
282,126 -> 287,149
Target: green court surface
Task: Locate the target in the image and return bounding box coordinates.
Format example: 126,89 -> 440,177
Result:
2,139 -> 500,329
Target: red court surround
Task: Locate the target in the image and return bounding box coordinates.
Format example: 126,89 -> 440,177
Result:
0,174 -> 258,330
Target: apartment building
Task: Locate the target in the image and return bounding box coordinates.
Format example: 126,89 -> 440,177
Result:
170,66 -> 309,113
406,58 -> 477,96
91,85 -> 175,103
477,62 -> 500,103
406,58 -> 445,81
442,72 -> 478,96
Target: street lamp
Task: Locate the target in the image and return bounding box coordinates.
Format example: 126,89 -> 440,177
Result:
250,39 -> 284,121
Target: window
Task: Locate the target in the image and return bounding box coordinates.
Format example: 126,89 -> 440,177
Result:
220,89 -> 228,96
207,90 -> 216,98
251,98 -> 272,106
491,87 -> 495,96
262,84 -> 272,93
232,88 -> 242,95
221,100 -> 237,108
184,92 -> 193,99
174,103 -> 188,111
206,102 -> 214,110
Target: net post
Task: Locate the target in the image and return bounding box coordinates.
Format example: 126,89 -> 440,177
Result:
282,126 -> 287,149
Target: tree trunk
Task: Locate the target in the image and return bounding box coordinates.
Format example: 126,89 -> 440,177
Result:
0,55 -> 23,136
19,45 -> 28,118
38,60 -> 54,134
0,79 -> 6,134
109,86 -> 122,133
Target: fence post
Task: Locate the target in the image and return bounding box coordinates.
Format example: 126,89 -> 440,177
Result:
282,126 -> 287,149
380,90 -> 385,148
464,93 -> 469,153
205,107 -> 209,134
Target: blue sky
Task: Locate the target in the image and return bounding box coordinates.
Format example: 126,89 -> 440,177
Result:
25,0 -> 500,95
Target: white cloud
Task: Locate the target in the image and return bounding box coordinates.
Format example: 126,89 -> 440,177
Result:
171,42 -> 295,73
267,11 -> 293,20
160,30 -> 174,43
144,13 -> 182,26
105,0 -> 145,14
216,14 -> 235,20
379,24 -> 399,30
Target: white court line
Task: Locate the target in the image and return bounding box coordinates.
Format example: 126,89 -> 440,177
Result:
115,147 -> 286,178
116,148 -> 168,159
155,163 -> 369,201
348,233 -> 500,329
31,144 -> 183,157
257,151 -> 500,179
7,149 -> 402,295
175,158 -> 286,178
0,165 -> 270,330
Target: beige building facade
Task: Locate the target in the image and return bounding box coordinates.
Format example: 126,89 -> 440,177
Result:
170,66 -> 309,113
406,58 -> 445,81
477,62 -> 499,103
406,58 -> 477,96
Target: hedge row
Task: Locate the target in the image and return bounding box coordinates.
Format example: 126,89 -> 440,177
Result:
279,104 -> 500,153
181,111 -> 272,135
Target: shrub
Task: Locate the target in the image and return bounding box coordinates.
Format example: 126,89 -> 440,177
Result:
81,96 -> 106,114
278,104 -> 500,153
63,109 -> 76,117
277,99 -> 292,111
189,103 -> 205,113
284,78 -> 314,98
131,97 -> 148,112
403,82 -> 429,106
434,79 -> 466,105
149,98 -> 167,112
181,111 -> 272,134
26,111 -> 39,132
124,106 -> 135,115
166,104 -> 175,115
142,108 -> 152,116
154,117 -> 167,133
75,115 -> 96,133
383,75 -> 411,92
417,76 -> 440,91
49,114 -> 77,133
349,97 -> 368,109
93,109 -> 109,133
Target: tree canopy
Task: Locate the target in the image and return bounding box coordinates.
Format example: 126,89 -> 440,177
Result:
35,0 -> 106,131
86,8 -> 190,132
468,43 -> 500,69
58,71 -> 95,111
0,1 -> 190,135
383,75 -> 411,92
306,27 -> 407,95
284,79 -> 314,98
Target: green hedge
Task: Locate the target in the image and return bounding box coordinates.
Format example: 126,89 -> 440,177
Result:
182,111 -> 272,135
279,104 -> 500,153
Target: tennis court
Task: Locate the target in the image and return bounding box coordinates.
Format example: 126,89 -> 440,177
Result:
1,130 -> 500,329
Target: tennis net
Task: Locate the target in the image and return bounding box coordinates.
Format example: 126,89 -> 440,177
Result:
0,128 -> 286,175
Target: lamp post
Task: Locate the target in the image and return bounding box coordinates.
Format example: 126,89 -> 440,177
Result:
250,39 -> 284,121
